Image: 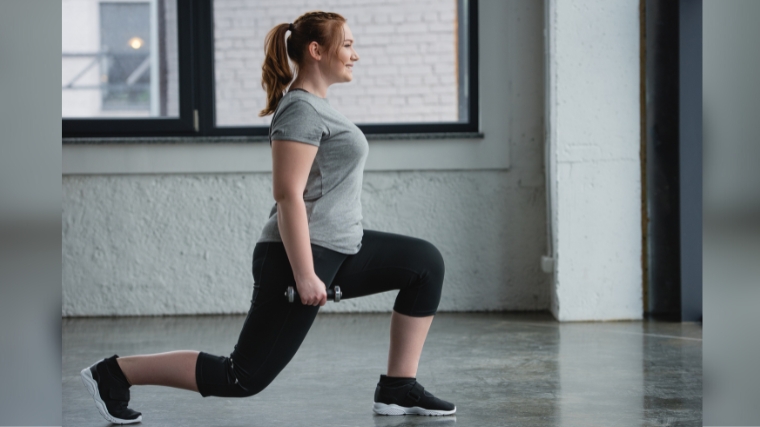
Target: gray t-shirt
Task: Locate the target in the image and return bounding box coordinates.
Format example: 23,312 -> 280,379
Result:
257,89 -> 369,254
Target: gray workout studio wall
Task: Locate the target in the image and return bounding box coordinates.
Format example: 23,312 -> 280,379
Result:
62,1 -> 549,316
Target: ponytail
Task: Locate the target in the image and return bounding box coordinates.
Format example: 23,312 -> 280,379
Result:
259,23 -> 293,117
258,11 -> 347,117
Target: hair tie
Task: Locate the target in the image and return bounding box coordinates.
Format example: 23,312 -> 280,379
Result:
288,23 -> 294,32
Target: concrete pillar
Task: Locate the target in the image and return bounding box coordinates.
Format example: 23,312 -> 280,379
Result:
545,0 -> 643,321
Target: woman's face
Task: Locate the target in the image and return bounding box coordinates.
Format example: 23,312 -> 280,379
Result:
328,23 -> 359,84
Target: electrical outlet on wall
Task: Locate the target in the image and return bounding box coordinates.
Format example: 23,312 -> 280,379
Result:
541,256 -> 554,273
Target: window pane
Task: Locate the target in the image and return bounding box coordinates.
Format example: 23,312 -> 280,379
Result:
213,0 -> 466,127
62,0 -> 179,118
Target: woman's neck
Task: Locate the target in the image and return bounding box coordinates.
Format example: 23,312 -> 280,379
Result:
289,76 -> 329,99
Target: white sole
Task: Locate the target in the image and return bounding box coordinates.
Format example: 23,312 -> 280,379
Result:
373,402 -> 456,416
80,363 -> 142,425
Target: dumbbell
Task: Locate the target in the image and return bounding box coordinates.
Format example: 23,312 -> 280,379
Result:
284,286 -> 342,303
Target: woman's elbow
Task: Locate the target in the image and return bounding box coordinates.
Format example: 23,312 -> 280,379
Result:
273,190 -> 302,204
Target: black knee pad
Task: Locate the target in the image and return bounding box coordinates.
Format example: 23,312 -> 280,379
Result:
195,352 -> 255,398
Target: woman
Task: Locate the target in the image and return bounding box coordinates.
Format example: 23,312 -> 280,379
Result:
80,11 -> 455,423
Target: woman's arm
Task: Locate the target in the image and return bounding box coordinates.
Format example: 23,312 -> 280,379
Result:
271,139 -> 327,306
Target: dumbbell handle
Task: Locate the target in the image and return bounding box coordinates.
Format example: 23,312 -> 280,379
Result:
285,286 -> 341,303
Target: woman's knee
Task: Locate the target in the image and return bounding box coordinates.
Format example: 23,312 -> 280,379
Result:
229,357 -> 280,397
392,239 -> 445,316
196,352 -> 275,398
414,238 -> 445,285
196,352 -> 253,398
234,379 -> 269,397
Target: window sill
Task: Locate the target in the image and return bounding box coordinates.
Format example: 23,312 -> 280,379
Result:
61,132 -> 484,145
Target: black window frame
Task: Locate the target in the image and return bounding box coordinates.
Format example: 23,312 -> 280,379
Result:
62,0 -> 479,140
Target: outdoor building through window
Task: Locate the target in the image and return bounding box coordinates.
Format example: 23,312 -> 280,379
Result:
100,2 -> 151,111
62,0 -> 478,138
214,0 -> 466,126
62,0 -> 179,119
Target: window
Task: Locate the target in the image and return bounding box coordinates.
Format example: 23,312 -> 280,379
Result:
63,0 -> 478,139
62,0 -> 181,120
99,2 -> 152,111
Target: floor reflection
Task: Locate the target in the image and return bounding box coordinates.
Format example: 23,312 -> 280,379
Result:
63,312 -> 701,426
558,322 -> 644,426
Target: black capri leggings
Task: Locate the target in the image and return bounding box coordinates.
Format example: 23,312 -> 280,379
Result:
195,229 -> 445,398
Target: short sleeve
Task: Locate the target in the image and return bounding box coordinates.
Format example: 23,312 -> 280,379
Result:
269,100 -> 327,147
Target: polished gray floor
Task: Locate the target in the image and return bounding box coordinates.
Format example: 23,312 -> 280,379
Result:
63,312 -> 701,426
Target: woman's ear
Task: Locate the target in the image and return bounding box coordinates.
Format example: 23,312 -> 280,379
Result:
307,41 -> 322,61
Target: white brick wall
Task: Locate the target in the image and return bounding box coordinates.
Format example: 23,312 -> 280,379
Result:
546,0 -> 642,321
212,0 -> 459,126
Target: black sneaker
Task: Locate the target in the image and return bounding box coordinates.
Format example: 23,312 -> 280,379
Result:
80,355 -> 142,424
373,375 -> 456,416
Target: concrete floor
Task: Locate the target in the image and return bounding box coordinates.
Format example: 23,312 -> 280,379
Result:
63,312 -> 701,427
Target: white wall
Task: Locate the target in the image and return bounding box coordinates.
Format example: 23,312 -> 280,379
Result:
62,171 -> 550,316
545,0 -> 643,321
62,0 -> 550,316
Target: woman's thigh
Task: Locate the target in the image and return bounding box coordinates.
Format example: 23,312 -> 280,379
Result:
331,230 -> 445,316
229,242 -> 347,388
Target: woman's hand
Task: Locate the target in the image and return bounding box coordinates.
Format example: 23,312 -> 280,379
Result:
295,273 -> 328,306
